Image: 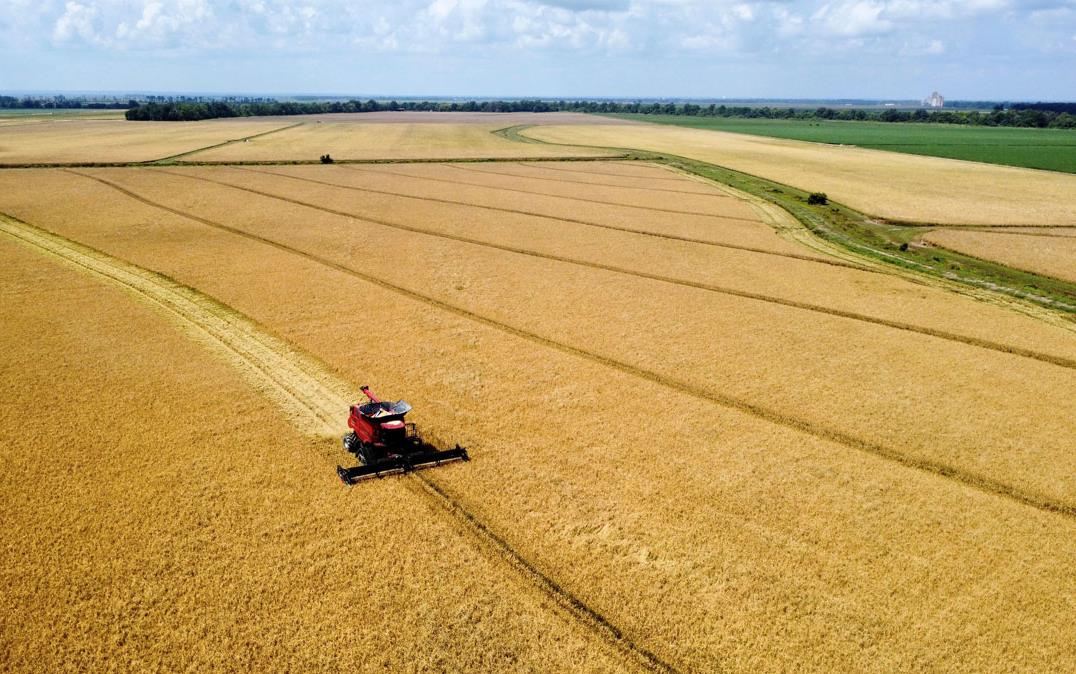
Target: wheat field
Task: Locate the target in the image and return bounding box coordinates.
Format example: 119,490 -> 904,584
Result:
0,231 -> 626,673
2,152 -> 1074,672
924,227 -> 1076,283
187,122 -> 614,161
523,123 -> 1076,226
0,118 -> 295,164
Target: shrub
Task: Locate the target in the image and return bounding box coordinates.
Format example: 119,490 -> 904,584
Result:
807,192 -> 828,205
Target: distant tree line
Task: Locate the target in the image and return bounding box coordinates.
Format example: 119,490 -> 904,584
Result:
0,95 -> 135,110
120,97 -> 1076,128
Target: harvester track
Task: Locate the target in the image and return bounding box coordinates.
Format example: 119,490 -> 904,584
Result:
343,164 -> 737,218
0,211 -> 683,674
58,171 -> 1076,518
240,165 -> 868,271
448,162 -> 730,196
516,161 -> 700,182
142,168 -> 1076,373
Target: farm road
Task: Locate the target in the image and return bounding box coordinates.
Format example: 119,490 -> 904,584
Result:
0,212 -> 681,674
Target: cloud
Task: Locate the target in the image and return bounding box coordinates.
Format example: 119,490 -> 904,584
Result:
2,0 -> 1067,64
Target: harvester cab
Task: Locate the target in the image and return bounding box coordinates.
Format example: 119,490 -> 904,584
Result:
337,386 -> 468,484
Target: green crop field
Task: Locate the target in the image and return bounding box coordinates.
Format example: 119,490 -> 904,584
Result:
602,114 -> 1076,173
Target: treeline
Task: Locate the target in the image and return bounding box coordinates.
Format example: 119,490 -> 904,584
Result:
122,97 -> 1076,128
0,96 -> 134,110
1013,102 -> 1076,115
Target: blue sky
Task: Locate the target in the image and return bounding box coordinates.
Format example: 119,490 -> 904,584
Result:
2,1 -> 1074,100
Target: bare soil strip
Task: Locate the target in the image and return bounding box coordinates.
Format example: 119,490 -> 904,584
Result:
345,164 -> 734,218
240,166 -> 868,271
0,211 -> 680,674
61,172 -> 1076,518
449,162 -> 731,196
142,168 -> 1076,373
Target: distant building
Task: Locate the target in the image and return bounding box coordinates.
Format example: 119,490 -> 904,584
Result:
924,91 -> 944,108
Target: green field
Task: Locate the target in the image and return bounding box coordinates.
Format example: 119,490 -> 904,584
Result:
601,114 -> 1076,173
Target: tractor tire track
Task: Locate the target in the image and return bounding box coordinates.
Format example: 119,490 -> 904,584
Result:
0,211 -> 683,674
141,168 -> 1076,373
449,162 -> 730,196
517,161 -> 697,182
62,171 -> 1076,518
150,122 -> 305,164
343,164 -> 739,219
238,165 -> 870,272
955,228 -> 1076,240
454,162 -> 723,193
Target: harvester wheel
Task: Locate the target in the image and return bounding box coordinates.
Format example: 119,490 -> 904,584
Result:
342,431 -> 359,453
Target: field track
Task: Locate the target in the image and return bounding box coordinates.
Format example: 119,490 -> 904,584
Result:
0,211 -> 681,674
151,122 -> 304,163
449,162 -> 731,196
131,168 -> 1076,373
236,166 -> 863,269
47,172 -> 1076,517
344,164 -> 736,218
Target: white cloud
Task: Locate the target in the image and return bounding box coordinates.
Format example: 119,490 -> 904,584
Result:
1,0 -> 1064,63
814,2 -> 892,37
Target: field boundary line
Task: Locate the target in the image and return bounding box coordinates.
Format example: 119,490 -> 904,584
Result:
450,161 -> 729,196
344,163 -> 740,218
0,155 -> 629,171
144,168 -> 1076,373
239,165 -> 869,271
0,210 -> 683,674
517,160 -> 698,182
149,122 -> 306,164
59,172 -> 1076,519
944,228 -> 1076,240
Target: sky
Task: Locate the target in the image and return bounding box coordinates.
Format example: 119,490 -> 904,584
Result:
2,0 -> 1074,100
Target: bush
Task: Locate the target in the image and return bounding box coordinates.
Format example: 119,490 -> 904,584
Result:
807,192 -> 828,205
320,154 -> 333,164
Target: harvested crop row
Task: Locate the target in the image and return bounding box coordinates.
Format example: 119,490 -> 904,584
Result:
0,234 -> 623,673
523,124 -> 1076,226
2,177 -> 1074,673
186,122 -> 614,161
12,167 -> 1076,511
924,228 -> 1076,283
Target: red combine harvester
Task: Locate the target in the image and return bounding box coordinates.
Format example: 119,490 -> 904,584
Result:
337,386 -> 468,484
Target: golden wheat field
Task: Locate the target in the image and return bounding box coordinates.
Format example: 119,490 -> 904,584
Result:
0,229 -> 623,673
2,119 -> 1075,673
188,122 -> 614,162
0,118 -> 295,164
522,123 -> 1076,226
924,227 -> 1076,283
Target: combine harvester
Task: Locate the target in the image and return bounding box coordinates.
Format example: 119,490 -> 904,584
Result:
337,386 -> 468,484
